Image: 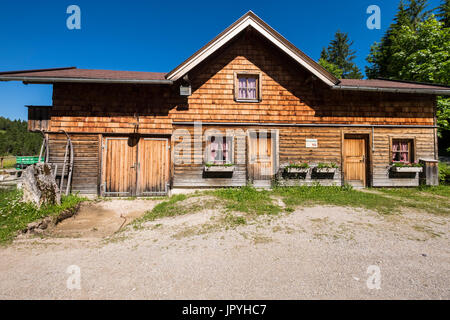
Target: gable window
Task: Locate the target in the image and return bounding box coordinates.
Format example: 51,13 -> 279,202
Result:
206,135 -> 233,164
392,139 -> 414,163
235,73 -> 261,102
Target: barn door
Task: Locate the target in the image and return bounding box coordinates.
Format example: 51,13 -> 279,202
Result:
344,136 -> 367,188
248,131 -> 273,187
137,138 -> 169,196
103,138 -> 137,196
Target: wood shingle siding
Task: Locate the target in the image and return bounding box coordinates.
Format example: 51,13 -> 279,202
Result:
170,30 -> 435,126
51,83 -> 178,134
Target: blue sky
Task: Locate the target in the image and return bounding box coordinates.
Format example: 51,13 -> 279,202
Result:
0,0 -> 443,120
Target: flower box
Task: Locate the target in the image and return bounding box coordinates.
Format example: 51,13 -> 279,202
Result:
315,167 -> 337,174
391,166 -> 422,173
285,167 -> 309,174
204,165 -> 235,173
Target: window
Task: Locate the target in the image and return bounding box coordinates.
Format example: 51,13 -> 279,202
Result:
235,73 -> 261,102
206,135 -> 233,164
392,139 -> 414,163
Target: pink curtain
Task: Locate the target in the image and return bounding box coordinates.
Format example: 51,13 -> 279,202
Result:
400,141 -> 408,162
392,143 -> 398,162
222,138 -> 228,162
210,141 -> 218,163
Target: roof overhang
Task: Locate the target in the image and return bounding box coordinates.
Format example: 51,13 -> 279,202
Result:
0,76 -> 173,85
0,67 -> 173,84
332,84 -> 450,95
166,11 -> 339,86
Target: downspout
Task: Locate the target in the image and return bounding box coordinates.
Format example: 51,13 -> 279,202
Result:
372,126 -> 375,152
434,98 -> 438,160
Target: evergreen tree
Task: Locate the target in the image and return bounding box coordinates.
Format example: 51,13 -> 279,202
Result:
366,0 -> 431,79
320,31 -> 363,79
0,117 -> 42,156
437,0 -> 450,27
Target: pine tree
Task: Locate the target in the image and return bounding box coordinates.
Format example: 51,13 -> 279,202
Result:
437,0 -> 450,27
320,31 -> 363,79
366,0 -> 431,79
406,0 -> 431,30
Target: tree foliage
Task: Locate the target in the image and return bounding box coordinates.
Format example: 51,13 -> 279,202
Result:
320,31 -> 363,79
366,0 -> 450,143
0,117 -> 42,156
366,0 -> 432,79
318,57 -> 343,79
437,0 -> 450,28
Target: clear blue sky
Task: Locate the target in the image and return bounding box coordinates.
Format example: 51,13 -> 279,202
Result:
0,0 -> 443,120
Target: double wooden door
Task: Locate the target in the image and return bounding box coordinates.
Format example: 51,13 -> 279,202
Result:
343,136 -> 367,187
103,137 -> 169,196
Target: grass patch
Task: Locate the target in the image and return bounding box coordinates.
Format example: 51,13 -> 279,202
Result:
212,186 -> 282,216
134,192 -> 217,227
377,186 -> 450,215
0,189 -> 87,244
132,185 -> 449,231
273,185 -> 398,214
223,214 -> 247,226
1,157 -> 16,169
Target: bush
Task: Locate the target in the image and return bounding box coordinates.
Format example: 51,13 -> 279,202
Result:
439,162 -> 450,185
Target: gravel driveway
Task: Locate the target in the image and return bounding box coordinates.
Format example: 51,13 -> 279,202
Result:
0,201 -> 449,299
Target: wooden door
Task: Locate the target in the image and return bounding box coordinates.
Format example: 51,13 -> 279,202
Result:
344,137 -> 366,187
137,138 -> 169,196
248,132 -> 273,186
103,138 -> 137,196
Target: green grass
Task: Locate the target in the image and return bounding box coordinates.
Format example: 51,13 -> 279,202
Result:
377,185 -> 450,215
273,185 -> 399,215
212,186 -> 282,216
1,157 -> 16,169
134,185 -> 450,228
0,189 -> 87,244
133,192 -> 217,228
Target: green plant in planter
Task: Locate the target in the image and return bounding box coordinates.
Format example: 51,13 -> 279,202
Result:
391,162 -> 422,168
284,162 -> 309,170
317,162 -> 338,169
204,162 -> 234,167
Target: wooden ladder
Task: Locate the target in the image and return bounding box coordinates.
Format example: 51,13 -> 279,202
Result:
38,130 -> 74,196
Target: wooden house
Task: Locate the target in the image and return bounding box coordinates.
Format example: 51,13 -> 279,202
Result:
1,11 -> 449,196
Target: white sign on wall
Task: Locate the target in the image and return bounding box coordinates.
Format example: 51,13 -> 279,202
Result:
306,138 -> 318,148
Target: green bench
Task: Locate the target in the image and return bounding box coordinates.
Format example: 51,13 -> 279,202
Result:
15,156 -> 43,170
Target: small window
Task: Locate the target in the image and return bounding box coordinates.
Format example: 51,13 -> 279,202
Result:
392,139 -> 414,163
206,135 -> 233,164
235,73 -> 261,102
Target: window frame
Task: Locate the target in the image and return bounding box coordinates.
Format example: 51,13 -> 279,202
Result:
389,137 -> 416,164
234,72 -> 262,103
204,134 -> 234,165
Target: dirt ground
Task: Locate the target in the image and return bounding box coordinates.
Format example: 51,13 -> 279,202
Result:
0,199 -> 449,300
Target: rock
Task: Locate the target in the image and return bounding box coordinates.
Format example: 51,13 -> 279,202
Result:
22,163 -> 60,208
26,221 -> 40,230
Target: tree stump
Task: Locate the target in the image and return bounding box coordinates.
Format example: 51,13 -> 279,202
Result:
22,163 -> 61,207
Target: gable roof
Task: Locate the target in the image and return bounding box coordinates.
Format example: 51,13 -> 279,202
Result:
0,67 -> 171,84
165,11 -> 339,86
